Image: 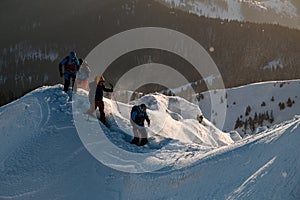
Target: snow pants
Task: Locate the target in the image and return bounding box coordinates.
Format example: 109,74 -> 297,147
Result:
63,73 -> 76,93
95,100 -> 106,124
130,119 -> 148,141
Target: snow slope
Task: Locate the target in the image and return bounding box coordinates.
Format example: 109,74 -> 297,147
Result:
0,85 -> 299,199
199,80 -> 300,134
157,0 -> 300,30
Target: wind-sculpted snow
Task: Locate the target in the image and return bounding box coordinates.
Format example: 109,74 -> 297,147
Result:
71,88 -> 233,173
0,85 -> 299,199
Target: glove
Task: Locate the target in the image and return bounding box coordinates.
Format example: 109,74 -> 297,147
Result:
147,121 -> 150,127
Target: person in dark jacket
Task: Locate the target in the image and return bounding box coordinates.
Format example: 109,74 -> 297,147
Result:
59,51 -> 80,93
87,75 -> 113,125
130,104 -> 150,146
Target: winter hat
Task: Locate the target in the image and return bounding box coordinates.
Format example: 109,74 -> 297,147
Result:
140,104 -> 147,111
98,75 -> 105,82
70,51 -> 76,58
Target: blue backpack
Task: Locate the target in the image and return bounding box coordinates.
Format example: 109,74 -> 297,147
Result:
131,105 -> 139,120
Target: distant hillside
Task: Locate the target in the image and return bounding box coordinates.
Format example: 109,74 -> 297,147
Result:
196,79 -> 300,135
156,0 -> 300,30
0,0 -> 300,106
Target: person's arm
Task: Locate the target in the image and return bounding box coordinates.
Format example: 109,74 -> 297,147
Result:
59,64 -> 63,77
59,57 -> 67,77
103,84 -> 113,92
145,113 -> 150,126
75,58 -> 80,71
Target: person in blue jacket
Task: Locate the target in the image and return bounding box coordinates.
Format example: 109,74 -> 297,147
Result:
59,51 -> 80,93
130,104 -> 150,146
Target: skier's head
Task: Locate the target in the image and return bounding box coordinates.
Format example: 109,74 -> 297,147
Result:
70,51 -> 76,58
98,75 -> 105,85
140,104 -> 147,112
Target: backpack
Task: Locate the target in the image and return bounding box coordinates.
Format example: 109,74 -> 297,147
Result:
131,105 -> 139,120
131,105 -> 147,126
64,56 -> 80,72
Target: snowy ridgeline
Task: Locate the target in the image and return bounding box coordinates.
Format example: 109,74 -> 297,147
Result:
0,84 -> 300,199
0,84 -> 234,172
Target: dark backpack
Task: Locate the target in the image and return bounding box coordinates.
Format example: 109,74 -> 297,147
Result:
64,56 -> 80,72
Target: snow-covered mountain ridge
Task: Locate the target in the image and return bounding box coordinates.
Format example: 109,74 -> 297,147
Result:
157,0 -> 300,30
0,84 -> 299,199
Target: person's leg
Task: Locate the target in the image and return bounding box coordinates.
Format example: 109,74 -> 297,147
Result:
98,100 -> 106,124
139,127 -> 148,146
94,100 -> 100,110
63,74 -> 70,93
130,119 -> 139,144
94,100 -> 101,119
71,74 -> 77,92
130,129 -> 139,144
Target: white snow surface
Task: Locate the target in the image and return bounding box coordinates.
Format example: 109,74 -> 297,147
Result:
0,84 -> 300,199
